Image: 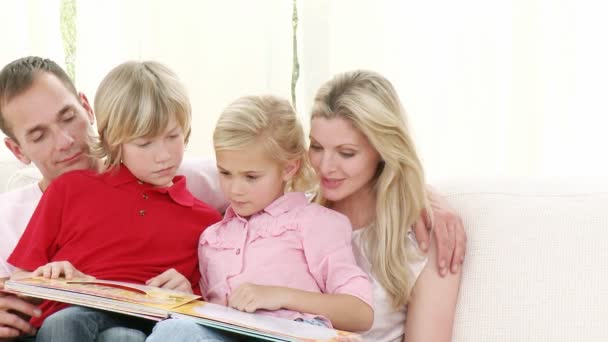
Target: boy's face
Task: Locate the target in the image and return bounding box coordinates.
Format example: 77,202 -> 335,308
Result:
3,72 -> 97,189
121,115 -> 185,188
216,143 -> 297,218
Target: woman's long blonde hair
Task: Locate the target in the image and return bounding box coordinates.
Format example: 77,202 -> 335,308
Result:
311,70 -> 429,307
213,95 -> 315,192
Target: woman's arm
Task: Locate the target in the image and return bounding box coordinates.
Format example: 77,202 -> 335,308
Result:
228,283 -> 373,332
403,236 -> 461,342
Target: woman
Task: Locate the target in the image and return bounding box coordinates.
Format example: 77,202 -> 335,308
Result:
308,70 -> 461,341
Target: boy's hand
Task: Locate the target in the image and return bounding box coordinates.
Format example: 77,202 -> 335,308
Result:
0,283 -> 40,338
146,269 -> 192,294
228,283 -> 286,313
29,261 -> 94,280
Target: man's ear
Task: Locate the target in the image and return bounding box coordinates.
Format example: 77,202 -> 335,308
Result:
282,159 -> 301,182
79,92 -> 95,125
4,137 -> 31,165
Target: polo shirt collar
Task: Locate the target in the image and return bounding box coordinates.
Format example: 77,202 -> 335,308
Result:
103,164 -> 194,207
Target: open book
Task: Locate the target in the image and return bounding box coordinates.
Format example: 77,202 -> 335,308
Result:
4,277 -> 358,341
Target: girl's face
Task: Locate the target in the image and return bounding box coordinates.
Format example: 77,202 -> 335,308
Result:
121,114 -> 185,187
308,116 -> 381,204
216,143 -> 295,217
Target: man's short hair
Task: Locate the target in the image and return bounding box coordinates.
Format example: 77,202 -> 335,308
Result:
0,56 -> 78,141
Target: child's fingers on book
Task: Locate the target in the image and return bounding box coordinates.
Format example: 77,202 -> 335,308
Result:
50,263 -> 64,279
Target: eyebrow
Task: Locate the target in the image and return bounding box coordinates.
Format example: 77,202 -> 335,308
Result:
309,136 -> 358,149
216,164 -> 263,175
25,105 -> 73,137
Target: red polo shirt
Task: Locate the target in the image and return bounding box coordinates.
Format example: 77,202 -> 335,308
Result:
8,164 -> 222,327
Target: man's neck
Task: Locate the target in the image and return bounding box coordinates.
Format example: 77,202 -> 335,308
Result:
38,158 -> 102,193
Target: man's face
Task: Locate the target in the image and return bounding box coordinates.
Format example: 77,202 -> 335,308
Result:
3,72 -> 97,188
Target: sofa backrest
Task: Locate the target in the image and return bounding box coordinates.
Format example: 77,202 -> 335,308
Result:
439,178 -> 608,341
0,159 -> 40,193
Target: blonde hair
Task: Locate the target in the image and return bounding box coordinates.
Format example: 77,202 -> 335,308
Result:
93,61 -> 191,170
213,95 -> 315,192
311,70 -> 429,307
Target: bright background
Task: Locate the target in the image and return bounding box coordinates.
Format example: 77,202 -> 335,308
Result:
2,0 -> 608,182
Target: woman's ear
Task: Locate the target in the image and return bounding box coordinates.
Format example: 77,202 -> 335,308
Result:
282,159 -> 301,182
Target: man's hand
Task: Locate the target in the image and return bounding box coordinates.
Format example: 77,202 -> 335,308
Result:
412,188 -> 467,277
0,283 -> 39,338
26,261 -> 93,280
145,269 -> 192,294
228,283 -> 286,313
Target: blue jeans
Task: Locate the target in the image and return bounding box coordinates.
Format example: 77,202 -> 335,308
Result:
146,317 -> 328,342
35,306 -> 153,342
146,319 -> 245,342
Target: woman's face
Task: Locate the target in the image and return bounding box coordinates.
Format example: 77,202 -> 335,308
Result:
308,116 -> 381,203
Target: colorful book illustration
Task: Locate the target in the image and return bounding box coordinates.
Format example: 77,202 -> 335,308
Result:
4,277 -> 358,341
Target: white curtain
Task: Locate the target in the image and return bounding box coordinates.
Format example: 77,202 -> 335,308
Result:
0,0 -> 65,161
297,0 -> 608,180
2,0 -> 608,180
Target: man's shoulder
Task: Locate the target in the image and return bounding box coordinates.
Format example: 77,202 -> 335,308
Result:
0,182 -> 41,205
49,169 -> 102,189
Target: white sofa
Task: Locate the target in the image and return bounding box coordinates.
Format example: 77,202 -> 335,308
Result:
2,158 -> 607,341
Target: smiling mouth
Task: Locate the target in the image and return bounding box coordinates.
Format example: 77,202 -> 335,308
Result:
58,152 -> 82,164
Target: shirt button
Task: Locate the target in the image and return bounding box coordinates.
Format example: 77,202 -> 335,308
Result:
139,209 -> 146,216
235,248 -> 241,255
142,193 -> 149,200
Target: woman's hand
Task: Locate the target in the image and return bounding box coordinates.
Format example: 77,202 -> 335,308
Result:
413,187 -> 467,276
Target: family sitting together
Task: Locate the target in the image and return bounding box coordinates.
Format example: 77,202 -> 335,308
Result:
0,56 -> 466,342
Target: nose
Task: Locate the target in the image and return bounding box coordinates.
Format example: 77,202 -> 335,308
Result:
154,142 -> 171,163
55,128 -> 75,151
229,178 -> 246,196
319,152 -> 337,175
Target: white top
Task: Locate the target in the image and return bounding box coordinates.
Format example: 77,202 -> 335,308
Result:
177,157 -> 228,212
0,183 -> 42,278
351,229 -> 428,342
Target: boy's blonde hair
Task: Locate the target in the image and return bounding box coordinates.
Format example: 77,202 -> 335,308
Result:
312,70 -> 429,308
93,61 -> 191,170
213,95 -> 315,192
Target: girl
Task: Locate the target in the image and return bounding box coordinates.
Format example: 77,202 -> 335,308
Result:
9,61 -> 222,342
308,70 -> 462,341
147,95 -> 373,341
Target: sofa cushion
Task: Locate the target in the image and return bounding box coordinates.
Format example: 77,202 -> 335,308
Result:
438,178 -> 608,341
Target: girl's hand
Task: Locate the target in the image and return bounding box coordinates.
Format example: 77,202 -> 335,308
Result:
228,283 -> 286,313
29,261 -> 93,280
146,268 -> 192,294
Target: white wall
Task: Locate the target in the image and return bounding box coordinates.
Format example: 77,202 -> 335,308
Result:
3,0 -> 608,181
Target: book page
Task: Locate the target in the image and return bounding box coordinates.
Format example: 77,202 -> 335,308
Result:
6,277 -> 199,310
172,301 -> 356,341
